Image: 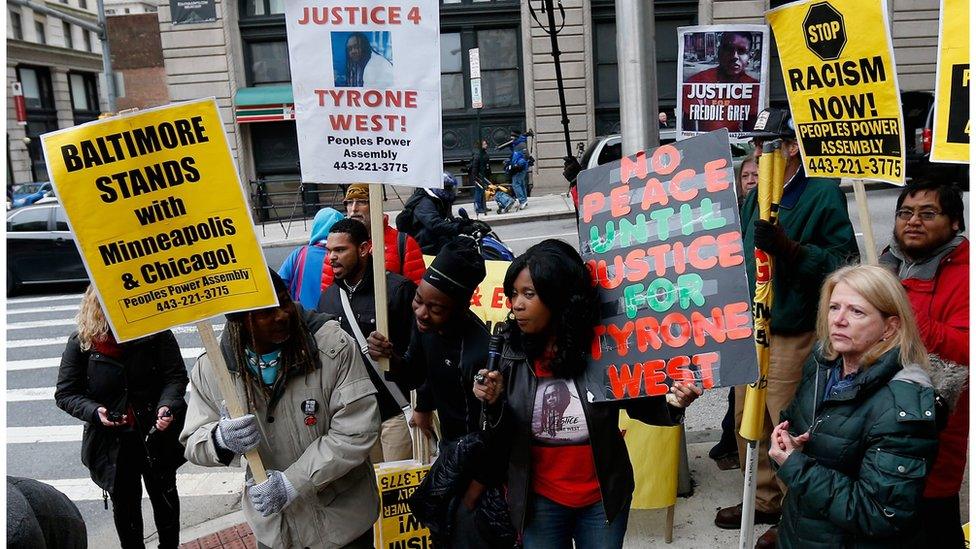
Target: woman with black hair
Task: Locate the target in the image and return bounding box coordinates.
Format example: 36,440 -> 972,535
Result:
473,239 -> 702,548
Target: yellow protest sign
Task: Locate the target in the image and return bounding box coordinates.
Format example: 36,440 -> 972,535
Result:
373,460 -> 433,549
932,0 -> 970,163
424,256 -> 512,329
767,0 -> 905,184
41,98 -> 277,342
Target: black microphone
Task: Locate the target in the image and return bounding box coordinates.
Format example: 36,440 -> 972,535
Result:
486,331 -> 503,372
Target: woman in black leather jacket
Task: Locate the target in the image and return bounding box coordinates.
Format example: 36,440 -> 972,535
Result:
55,286 -> 188,548
473,240 -> 701,548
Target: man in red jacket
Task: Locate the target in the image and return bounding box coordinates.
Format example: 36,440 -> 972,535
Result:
321,184 -> 426,291
880,180 -> 969,547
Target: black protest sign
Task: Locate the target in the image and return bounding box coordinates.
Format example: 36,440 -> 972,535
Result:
577,130 -> 758,402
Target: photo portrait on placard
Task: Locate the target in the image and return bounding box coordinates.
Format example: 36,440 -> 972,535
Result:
677,25 -> 769,139
331,31 -> 394,88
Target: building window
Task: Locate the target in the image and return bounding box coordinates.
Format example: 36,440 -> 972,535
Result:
70,72 -> 99,123
439,3 -> 524,162
239,0 -> 290,86
83,30 -> 93,51
79,0 -> 87,9
35,20 -> 46,44
124,7 -> 130,13
105,8 -> 115,14
63,22 -> 73,48
591,0 -> 697,135
243,0 -> 285,17
247,40 -> 291,84
17,66 -> 58,181
440,32 -> 464,110
11,11 -> 23,40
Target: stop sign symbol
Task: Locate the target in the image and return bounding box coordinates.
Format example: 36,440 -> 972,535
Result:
803,2 -> 846,61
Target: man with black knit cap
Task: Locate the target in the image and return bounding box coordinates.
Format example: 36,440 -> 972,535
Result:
367,235 -> 489,445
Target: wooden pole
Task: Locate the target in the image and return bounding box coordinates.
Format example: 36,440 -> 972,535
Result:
665,504 -> 675,543
368,185 -> 390,371
852,179 -> 878,265
195,321 -> 267,483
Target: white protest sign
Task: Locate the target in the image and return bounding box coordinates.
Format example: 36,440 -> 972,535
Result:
285,1 -> 443,188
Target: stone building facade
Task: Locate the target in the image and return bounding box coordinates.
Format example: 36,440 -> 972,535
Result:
152,0 -> 944,209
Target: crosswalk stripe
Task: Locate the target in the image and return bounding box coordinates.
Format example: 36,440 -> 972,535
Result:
7,294 -> 84,305
8,386 -> 193,402
6,326 -> 224,347
7,348 -> 205,371
8,318 -> 86,329
8,387 -> 55,402
6,304 -> 80,315
8,425 -> 83,443
40,471 -> 245,502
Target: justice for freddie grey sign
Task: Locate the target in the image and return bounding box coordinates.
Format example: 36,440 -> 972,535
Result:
285,1 -> 443,188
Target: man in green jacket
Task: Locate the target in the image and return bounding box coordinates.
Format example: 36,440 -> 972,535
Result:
714,108 -> 860,548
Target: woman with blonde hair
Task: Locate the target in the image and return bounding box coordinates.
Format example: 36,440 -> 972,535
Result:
769,265 -> 948,548
55,285 -> 188,548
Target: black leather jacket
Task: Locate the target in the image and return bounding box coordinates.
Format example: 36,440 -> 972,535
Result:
55,331 -> 188,493
484,331 -> 682,531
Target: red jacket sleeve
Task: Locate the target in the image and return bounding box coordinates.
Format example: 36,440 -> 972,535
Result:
401,234 -> 426,285
320,260 -> 335,293
916,262 -> 969,366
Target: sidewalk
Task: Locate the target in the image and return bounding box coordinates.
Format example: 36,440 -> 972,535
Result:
252,192 -> 577,250
252,179 -> 888,251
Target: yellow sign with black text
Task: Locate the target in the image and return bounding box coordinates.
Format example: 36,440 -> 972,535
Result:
767,0 -> 905,184
41,98 -> 277,342
932,0 -> 970,163
373,461 -> 433,549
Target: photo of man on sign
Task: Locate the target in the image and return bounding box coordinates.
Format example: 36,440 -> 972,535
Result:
332,31 -> 394,88
678,26 -> 769,139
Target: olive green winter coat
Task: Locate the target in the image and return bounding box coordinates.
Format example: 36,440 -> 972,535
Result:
776,347 -> 939,548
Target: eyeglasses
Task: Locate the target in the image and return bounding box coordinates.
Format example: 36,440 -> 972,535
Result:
895,208 -> 944,221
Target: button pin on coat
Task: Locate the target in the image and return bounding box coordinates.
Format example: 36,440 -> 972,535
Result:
302,399 -> 318,426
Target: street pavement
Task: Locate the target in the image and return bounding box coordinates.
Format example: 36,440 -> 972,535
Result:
6,186 -> 968,547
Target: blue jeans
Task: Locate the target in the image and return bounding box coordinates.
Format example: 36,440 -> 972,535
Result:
472,176 -> 487,213
522,494 -> 628,549
495,191 -> 515,210
512,170 -> 528,204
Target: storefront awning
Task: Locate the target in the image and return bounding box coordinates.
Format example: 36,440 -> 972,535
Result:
234,85 -> 295,123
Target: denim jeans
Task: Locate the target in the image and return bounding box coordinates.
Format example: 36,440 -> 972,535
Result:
495,191 -> 515,211
512,170 -> 528,204
472,176 -> 487,213
522,494 -> 628,549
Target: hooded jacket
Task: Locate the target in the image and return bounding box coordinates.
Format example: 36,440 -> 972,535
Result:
776,347 -> 940,548
320,213 -> 425,291
404,188 -> 461,255
180,308 -> 380,549
880,237 -> 969,498
279,208 -> 344,310
55,331 -> 188,493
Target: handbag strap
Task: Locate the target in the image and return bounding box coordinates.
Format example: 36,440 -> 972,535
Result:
338,286 -> 409,408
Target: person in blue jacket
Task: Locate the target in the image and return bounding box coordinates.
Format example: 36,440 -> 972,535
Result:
278,207 -> 344,310
506,130 -> 531,210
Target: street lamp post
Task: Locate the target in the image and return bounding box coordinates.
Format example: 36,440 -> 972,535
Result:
528,0 -> 573,159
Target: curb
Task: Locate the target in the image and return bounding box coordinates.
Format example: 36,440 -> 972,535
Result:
257,200 -> 578,250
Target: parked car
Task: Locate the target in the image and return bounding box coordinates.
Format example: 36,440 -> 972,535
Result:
903,90 -> 969,190
11,182 -> 54,209
7,202 -> 88,295
579,129 -> 752,171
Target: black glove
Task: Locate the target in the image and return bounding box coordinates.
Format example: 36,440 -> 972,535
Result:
562,155 -> 582,184
754,220 -> 801,261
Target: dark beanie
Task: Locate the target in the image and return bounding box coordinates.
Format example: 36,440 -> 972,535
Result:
225,268 -> 288,322
423,237 -> 486,303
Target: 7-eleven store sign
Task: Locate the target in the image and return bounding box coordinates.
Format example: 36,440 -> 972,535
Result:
235,103 -> 295,123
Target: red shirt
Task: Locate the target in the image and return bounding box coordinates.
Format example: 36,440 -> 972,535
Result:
529,358 -> 602,508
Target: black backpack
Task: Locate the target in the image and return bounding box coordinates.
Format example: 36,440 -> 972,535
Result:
395,189 -> 426,233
